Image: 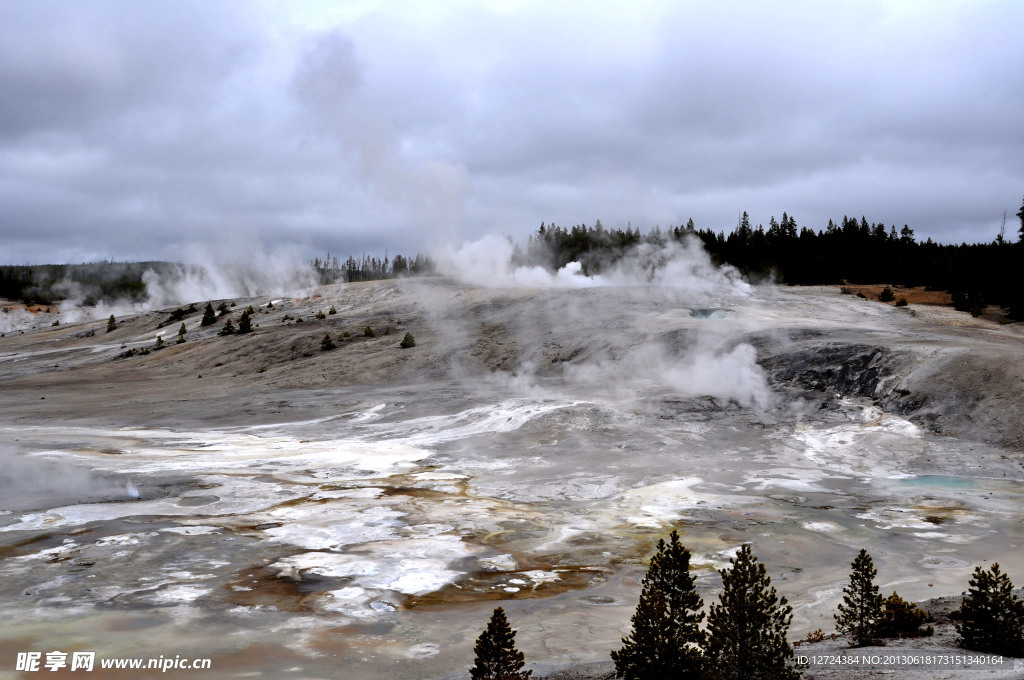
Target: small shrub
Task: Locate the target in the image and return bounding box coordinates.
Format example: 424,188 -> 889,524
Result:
840,287 -> 852,295
805,629 -> 826,644
218,319 -> 236,336
878,592 -> 929,638
315,310 -> 326,320
879,287 -> 895,302
217,302 -> 230,315
245,305 -> 255,315
894,297 -> 908,307
176,323 -> 186,344
400,332 -> 416,348
856,292 -> 867,299
328,306 -> 337,315
321,334 -> 336,351
267,300 -> 274,309
138,346 -> 150,355
342,331 -> 350,338
296,317 -> 304,323
51,319 -> 60,326
153,335 -> 164,350
364,325 -> 374,337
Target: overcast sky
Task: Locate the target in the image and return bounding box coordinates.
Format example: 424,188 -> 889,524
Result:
1,0 -> 1022,264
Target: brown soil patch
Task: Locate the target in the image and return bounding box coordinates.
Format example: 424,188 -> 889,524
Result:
837,284 -> 951,305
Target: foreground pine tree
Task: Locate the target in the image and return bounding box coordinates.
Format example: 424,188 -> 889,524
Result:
835,549 -> 883,647
611,530 -> 706,680
705,544 -> 799,680
956,563 -> 1024,656
471,607 -> 531,680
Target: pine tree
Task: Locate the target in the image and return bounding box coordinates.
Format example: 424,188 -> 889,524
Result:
705,544 -> 799,680
106,314 -> 116,333
400,332 -> 415,348
237,310 -> 252,334
470,607 -> 531,680
176,322 -> 186,344
364,325 -> 375,337
218,319 -> 235,336
835,549 -> 883,647
956,563 -> 1024,656
321,334 -> 335,351
1016,195 -> 1024,241
201,303 -> 216,327
611,530 -> 706,680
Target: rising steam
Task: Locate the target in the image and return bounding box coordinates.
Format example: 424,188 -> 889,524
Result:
57,247 -> 318,324
0,445 -> 136,513
431,232 -> 772,409
434,234 -> 750,302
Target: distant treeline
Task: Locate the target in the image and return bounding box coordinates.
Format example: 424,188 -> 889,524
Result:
310,252 -> 435,284
0,253 -> 436,306
0,261 -> 168,306
521,209 -> 1024,316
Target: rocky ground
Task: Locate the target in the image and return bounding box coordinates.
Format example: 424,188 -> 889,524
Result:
2,279 -> 1024,679
3,280 -> 1023,451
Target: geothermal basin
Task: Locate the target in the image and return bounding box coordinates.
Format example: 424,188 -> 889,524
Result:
1,280 -> 1023,678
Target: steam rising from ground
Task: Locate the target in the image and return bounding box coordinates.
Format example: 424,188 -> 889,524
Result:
432,234 -> 769,408
0,307 -> 34,334
434,234 -> 750,301
0,445 -> 135,512
57,248 -> 317,323
566,341 -> 773,410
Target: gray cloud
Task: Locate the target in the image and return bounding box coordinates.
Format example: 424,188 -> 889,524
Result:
1,0 -> 1022,264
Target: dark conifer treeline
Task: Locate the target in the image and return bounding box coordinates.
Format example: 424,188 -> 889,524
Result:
310,252 -> 435,284
0,262 -> 160,305
1,254 -> 436,305
524,206 -> 1024,316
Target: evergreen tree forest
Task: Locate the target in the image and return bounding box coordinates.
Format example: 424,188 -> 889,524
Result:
520,207 -> 1024,314
0,253 -> 434,306
309,252 -> 434,284
0,261 -> 160,305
